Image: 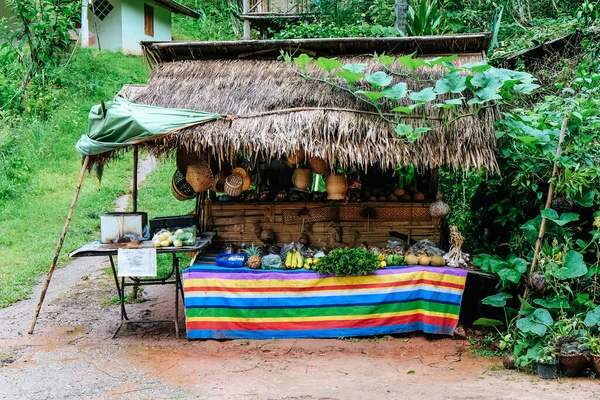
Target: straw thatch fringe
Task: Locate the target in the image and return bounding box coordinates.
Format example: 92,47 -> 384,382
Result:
101,52 -> 499,173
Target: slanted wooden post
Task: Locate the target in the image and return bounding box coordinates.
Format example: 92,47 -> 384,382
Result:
521,116 -> 568,304
132,145 -> 139,212
29,156 -> 91,334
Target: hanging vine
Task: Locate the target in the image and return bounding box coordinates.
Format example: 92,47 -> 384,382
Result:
282,51 -> 539,142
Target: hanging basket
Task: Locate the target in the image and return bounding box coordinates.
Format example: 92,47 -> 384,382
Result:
292,167 -> 313,190
307,156 -> 329,175
171,169 -> 197,201
325,173 -> 347,200
211,173 -> 226,192
175,148 -> 201,174
186,160 -> 214,192
224,174 -> 243,197
242,174 -> 251,191
232,167 -> 249,178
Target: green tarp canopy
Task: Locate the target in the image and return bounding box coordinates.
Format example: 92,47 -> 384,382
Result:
76,98 -> 222,156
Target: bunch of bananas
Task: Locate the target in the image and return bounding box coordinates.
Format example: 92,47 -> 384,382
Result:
285,249 -> 304,269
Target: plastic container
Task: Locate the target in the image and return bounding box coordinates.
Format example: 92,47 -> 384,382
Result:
216,253 -> 248,268
537,362 -> 558,379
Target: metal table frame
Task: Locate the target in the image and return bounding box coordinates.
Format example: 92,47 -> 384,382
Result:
69,233 -> 213,338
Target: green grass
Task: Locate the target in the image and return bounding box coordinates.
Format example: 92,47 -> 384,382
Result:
0,49 -> 149,307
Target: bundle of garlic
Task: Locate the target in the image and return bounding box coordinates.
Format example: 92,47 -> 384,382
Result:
443,225 -> 470,268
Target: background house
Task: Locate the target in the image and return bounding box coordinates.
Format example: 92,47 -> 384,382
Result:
84,0 -> 199,54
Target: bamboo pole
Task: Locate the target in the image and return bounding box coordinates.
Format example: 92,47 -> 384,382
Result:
29,156 -> 91,335
521,116 -> 568,303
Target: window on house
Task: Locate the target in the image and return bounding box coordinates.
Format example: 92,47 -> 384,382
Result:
144,4 -> 154,37
92,0 -> 114,21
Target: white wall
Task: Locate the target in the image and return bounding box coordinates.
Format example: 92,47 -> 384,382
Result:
88,0 -> 124,52
121,0 -> 172,54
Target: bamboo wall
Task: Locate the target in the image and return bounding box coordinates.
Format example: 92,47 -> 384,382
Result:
204,201 -> 440,249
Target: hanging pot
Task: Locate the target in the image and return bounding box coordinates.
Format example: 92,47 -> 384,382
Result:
429,192 -> 450,218
224,174 -> 243,197
292,167 -> 313,190
307,156 -> 329,175
259,228 -> 276,243
325,173 -> 347,200
186,159 -> 214,192
286,149 -> 305,166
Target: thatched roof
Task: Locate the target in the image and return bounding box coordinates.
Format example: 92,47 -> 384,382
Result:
106,35 -> 499,173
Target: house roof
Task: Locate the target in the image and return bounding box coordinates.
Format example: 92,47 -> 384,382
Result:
99,34 -> 498,172
152,0 -> 200,18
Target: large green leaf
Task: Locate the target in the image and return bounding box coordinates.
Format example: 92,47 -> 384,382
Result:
424,55 -> 458,67
397,53 -> 427,71
382,83 -> 408,101
377,54 -> 395,67
462,61 -> 491,72
473,318 -> 504,327
315,57 -> 342,73
434,98 -> 464,109
574,190 -> 595,207
408,87 -> 436,103
474,86 -> 503,102
392,104 -> 419,114
516,309 -> 553,337
541,209 -> 579,226
365,71 -> 393,88
293,54 -> 313,69
554,250 -> 588,279
514,83 -> 540,94
584,305 -> 600,327
342,63 -> 368,73
335,70 -> 364,85
482,292 -> 512,307
355,90 -> 386,102
434,72 -> 466,94
497,268 -> 522,284
533,296 -> 570,310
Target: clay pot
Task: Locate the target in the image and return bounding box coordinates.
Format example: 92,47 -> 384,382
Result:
286,149 -> 305,166
292,167 -> 313,190
307,156 -> 329,175
325,174 -> 347,200
429,192 -> 450,218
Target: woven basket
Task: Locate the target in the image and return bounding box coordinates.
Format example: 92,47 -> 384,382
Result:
242,174 -> 251,191
592,355 -> 600,375
307,156 -> 329,175
325,174 -> 347,200
171,169 -> 196,201
211,173 -> 226,192
175,148 -> 200,174
292,167 -> 313,190
559,353 -> 590,377
224,174 -> 243,197
286,149 -> 305,166
186,160 -> 214,192
282,206 -> 340,224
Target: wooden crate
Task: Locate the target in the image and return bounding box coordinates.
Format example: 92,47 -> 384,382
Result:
204,201 -> 440,248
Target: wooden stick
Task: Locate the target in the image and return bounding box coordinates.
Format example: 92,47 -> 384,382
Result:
521,116 -> 568,302
28,156 -> 90,335
132,145 -> 138,212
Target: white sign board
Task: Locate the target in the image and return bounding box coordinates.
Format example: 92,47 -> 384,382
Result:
117,248 -> 157,277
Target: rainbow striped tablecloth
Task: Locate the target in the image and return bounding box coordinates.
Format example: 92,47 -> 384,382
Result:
183,259 -> 467,339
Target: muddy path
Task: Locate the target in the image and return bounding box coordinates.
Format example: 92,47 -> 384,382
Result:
1,156 -> 600,399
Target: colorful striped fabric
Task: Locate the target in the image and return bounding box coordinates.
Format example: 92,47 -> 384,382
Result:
183,258 -> 468,339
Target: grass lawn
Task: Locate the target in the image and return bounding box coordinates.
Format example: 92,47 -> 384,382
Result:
0,49 -> 149,307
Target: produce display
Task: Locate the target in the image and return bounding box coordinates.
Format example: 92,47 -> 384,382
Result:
314,248 -> 379,276
152,226 -> 196,247
243,244 -> 262,269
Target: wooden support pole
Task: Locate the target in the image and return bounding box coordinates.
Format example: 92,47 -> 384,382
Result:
29,156 -> 90,335
242,0 -> 251,40
522,116 -> 569,302
132,146 -> 138,212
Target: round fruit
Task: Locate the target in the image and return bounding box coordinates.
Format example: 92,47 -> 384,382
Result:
378,196 -> 387,202
405,254 -> 419,265
160,240 -> 170,247
369,196 -> 377,202
393,188 -> 405,197
418,256 -> 431,266
388,194 -> 398,202
430,256 -> 446,266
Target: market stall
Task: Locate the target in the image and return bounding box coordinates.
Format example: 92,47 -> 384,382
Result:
30,35 -> 508,339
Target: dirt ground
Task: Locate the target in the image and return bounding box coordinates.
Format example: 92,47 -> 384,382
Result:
1,258 -> 600,400
1,156 -> 599,399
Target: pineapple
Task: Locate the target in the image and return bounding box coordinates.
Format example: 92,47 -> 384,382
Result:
243,243 -> 262,269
